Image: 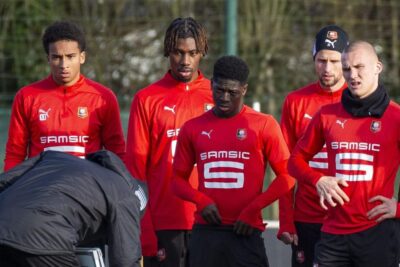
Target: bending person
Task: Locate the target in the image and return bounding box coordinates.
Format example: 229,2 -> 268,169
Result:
0,150 -> 147,267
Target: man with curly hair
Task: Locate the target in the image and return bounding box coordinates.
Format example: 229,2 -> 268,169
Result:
172,55 -> 295,267
4,21 -> 125,171
125,17 -> 213,267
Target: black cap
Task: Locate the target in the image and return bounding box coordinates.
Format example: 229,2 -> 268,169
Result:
312,25 -> 349,58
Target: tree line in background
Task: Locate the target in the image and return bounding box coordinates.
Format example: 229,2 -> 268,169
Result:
1,0 -> 399,114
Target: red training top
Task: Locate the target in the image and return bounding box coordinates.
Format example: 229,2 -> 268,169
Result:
173,106 -> 295,231
289,101 -> 400,234
278,81 -> 346,236
4,75 -> 125,171
125,71 -> 213,255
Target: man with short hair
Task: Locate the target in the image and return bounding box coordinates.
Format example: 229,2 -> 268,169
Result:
172,55 -> 295,267
278,25 -> 349,267
288,41 -> 400,266
4,21 -> 125,171
125,17 -> 213,267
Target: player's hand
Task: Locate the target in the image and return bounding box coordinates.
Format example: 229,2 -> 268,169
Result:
201,204 -> 222,225
156,248 -> 166,262
316,176 -> 349,210
233,220 -> 254,236
279,232 -> 298,246
367,195 -> 397,222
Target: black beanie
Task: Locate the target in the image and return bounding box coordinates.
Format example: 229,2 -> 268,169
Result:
312,25 -> 349,58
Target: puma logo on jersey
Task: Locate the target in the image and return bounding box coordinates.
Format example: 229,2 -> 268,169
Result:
39,108 -> 51,121
201,130 -> 213,139
164,105 -> 176,114
204,103 -> 213,112
325,39 -> 337,48
304,113 -> 312,120
336,119 -> 347,129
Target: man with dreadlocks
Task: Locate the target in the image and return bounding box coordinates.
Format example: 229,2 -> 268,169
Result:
125,17 -> 213,267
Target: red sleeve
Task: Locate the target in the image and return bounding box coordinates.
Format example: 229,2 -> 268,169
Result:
261,116 -> 291,164
4,91 -> 29,171
172,122 -> 215,212
238,117 -> 296,226
288,111 -> 325,186
140,208 -> 158,256
396,203 -> 400,218
277,188 -> 296,238
172,172 -> 215,212
277,96 -> 297,237
100,91 -> 126,160
280,96 -> 298,151
238,160 -> 295,225
125,94 -> 156,256
125,94 -> 149,181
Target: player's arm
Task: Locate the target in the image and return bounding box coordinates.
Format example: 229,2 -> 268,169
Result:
278,96 -> 297,244
277,190 -> 297,245
171,123 -> 218,224
124,95 -> 157,257
125,94 -> 150,181
288,111 -> 349,209
4,91 -> 29,171
280,95 -> 298,151
100,91 -> 126,160
367,131 -> 400,222
236,117 -> 295,233
288,111 -> 326,185
173,170 -> 219,224
367,133 -> 400,222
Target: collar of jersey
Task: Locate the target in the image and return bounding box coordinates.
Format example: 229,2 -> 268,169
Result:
164,70 -> 205,91
315,81 -> 347,97
210,105 -> 247,120
47,74 -> 86,94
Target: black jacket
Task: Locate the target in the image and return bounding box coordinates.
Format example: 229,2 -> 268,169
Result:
0,150 -> 147,267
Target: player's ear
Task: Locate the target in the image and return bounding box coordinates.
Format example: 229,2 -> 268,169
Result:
242,84 -> 248,96
375,60 -> 383,75
80,51 -> 86,64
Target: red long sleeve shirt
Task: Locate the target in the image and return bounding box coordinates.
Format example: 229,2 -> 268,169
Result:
172,106 -> 295,231
278,82 -> 346,235
289,101 -> 400,234
125,71 -> 213,255
4,75 -> 125,171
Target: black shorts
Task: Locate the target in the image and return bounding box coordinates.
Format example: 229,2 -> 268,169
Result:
189,224 -> 269,267
314,219 -> 400,267
0,245 -> 80,267
143,230 -> 190,267
291,221 -> 322,267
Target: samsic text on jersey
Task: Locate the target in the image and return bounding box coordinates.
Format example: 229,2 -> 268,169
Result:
289,101 -> 400,234
4,75 -> 125,171
173,106 -> 294,230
